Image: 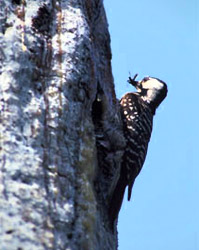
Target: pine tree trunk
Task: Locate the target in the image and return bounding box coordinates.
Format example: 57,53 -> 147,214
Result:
0,1 -> 125,249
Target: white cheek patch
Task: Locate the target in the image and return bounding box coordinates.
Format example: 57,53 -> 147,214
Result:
147,89 -> 154,99
143,79 -> 163,90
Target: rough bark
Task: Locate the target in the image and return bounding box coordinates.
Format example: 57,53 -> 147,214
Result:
0,1 -> 125,249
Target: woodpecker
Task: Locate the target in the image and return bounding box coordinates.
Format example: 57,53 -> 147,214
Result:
109,74 -> 167,226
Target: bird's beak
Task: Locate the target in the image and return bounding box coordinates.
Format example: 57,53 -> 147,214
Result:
128,74 -> 140,89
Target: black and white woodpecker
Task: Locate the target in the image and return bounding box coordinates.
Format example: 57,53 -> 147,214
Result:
109,74 -> 167,225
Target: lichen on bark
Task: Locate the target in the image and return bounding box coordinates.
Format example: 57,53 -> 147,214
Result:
0,1 -> 125,249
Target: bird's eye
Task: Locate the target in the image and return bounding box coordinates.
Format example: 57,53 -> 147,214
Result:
143,77 -> 150,82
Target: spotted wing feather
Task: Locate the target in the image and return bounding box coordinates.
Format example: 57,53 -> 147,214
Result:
120,93 -> 153,200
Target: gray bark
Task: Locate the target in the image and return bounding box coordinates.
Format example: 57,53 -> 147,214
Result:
0,1 -> 125,249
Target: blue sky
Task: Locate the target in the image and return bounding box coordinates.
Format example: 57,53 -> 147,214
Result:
104,0 -> 199,249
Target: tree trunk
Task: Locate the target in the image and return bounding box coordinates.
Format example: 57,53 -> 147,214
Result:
0,1 -> 125,249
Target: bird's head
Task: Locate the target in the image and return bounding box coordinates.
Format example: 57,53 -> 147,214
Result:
128,74 -> 168,110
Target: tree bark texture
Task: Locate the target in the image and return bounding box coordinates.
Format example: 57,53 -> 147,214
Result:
0,1 -> 125,249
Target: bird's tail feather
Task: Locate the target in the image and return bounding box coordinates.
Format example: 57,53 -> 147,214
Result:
127,180 -> 135,201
